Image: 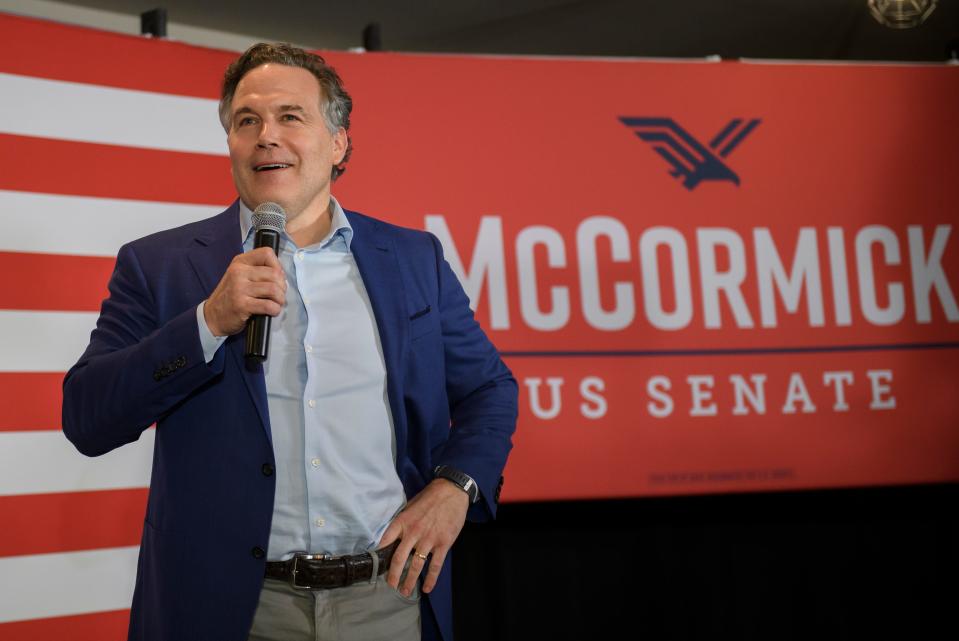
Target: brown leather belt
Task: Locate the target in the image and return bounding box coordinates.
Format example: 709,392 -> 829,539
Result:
264,540 -> 400,590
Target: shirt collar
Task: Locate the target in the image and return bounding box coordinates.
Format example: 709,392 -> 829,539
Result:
238,195 -> 353,249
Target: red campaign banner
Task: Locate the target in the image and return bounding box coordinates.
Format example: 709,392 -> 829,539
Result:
326,48 -> 959,499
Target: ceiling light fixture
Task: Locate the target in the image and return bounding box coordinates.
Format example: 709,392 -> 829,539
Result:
868,0 -> 937,29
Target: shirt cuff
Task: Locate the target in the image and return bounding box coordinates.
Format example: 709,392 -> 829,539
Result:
196,301 -> 227,363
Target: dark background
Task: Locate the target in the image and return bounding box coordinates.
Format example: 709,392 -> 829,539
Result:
454,483 -> 959,640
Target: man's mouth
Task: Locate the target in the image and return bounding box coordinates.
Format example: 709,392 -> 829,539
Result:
254,163 -> 292,172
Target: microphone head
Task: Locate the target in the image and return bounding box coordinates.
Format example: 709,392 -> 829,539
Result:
252,202 -> 286,233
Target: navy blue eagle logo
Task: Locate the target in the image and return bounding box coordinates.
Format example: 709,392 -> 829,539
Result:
619,117 -> 761,190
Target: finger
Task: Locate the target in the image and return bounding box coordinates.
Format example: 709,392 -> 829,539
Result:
381,515 -> 410,588
402,548 -> 430,596
389,535 -> 415,588
245,282 -> 286,305
243,296 -> 283,318
245,246 -> 284,267
378,521 -> 401,549
421,548 -> 448,594
235,251 -> 285,284
243,265 -> 286,285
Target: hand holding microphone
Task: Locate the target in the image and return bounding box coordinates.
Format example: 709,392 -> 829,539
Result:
202,203 -> 287,361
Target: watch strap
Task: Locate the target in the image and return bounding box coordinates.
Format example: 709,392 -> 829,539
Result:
433,465 -> 480,504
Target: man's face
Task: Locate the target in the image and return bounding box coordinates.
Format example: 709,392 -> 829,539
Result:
226,63 -> 347,220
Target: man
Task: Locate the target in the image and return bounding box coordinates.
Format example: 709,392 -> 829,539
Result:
62,42 -> 517,641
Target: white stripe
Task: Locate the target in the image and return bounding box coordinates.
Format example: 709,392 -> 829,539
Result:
0,71 -> 226,155
0,190 -> 223,257
0,546 -> 139,623
0,310 -> 99,372
0,429 -> 154,497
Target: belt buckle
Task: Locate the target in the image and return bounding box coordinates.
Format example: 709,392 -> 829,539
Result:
290,552 -> 332,590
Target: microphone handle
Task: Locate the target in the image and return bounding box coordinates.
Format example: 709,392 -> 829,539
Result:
245,228 -> 282,362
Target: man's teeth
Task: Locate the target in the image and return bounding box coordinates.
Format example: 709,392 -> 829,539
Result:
256,164 -> 291,171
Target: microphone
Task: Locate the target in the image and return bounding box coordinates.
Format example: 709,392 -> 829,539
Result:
245,202 -> 286,362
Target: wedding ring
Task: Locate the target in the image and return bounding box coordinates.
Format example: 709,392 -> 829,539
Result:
415,551 -> 429,560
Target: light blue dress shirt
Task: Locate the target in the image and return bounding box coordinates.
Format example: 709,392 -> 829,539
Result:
197,197 -> 407,558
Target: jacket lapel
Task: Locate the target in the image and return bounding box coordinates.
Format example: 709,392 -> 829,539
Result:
346,211 -> 409,453
187,202 -> 272,446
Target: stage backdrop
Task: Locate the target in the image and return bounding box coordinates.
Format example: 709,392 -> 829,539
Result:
1,11 -> 957,638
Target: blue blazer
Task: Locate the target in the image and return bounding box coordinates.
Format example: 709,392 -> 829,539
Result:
62,202 -> 518,641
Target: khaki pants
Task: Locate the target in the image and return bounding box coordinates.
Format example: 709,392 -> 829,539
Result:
247,569 -> 421,641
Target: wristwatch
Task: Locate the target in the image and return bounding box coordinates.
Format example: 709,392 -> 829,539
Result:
433,465 -> 480,504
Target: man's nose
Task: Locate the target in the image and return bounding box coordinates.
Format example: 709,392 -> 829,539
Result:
256,120 -> 279,148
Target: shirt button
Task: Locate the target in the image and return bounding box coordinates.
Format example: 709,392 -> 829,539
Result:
251,546 -> 265,559
308,399 -> 316,408
311,458 -> 321,468
305,344 -> 313,353
261,463 -> 274,476
314,518 -> 325,527
296,251 -> 304,261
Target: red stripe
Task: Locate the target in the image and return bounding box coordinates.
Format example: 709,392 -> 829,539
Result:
0,13 -> 231,98
0,373 -> 159,433
0,489 -> 146,557
0,373 -> 65,431
0,133 -> 234,205
0,252 -> 113,313
0,609 -> 129,641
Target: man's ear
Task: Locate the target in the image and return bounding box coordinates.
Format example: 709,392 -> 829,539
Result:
332,127 -> 348,165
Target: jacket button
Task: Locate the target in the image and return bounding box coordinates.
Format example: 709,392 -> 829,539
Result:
251,546 -> 265,559
261,463 -> 274,476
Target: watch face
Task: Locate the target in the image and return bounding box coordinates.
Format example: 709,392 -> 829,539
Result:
465,480 -> 479,503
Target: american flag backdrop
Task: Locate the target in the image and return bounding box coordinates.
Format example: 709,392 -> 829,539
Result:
0,14 -> 237,638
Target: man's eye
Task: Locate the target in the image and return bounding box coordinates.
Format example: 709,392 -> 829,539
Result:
238,117 -> 256,126
282,114 -> 300,121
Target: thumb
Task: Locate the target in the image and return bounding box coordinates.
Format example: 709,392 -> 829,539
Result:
377,518 -> 402,549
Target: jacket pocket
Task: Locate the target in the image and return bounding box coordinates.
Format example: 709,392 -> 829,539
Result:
409,305 -> 437,341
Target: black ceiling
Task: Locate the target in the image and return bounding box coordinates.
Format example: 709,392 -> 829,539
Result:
57,0 -> 959,61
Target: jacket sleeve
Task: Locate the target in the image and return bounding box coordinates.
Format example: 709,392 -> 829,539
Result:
427,233 -> 518,521
62,242 -> 226,457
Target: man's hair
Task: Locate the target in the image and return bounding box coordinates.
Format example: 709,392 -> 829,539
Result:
219,42 -> 353,181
